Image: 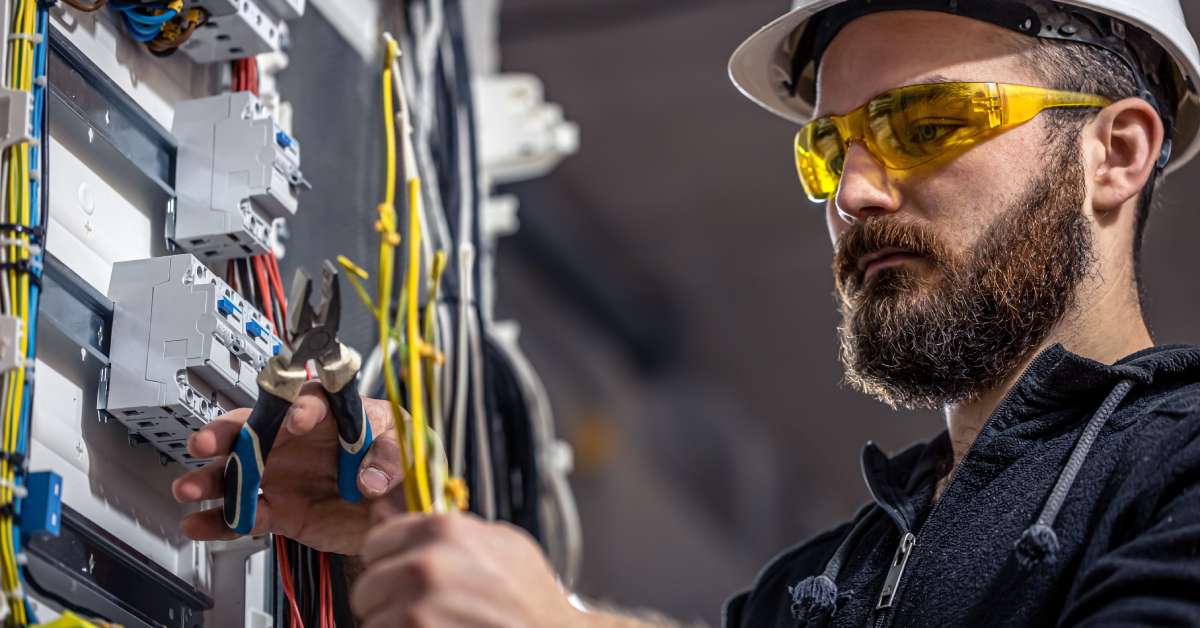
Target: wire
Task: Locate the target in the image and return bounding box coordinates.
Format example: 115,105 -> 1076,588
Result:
274,536 -> 304,628
0,0 -> 48,622
59,0 -> 107,11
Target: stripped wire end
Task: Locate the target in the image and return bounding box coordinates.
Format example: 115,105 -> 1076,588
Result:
444,477 -> 469,512
335,255 -> 376,316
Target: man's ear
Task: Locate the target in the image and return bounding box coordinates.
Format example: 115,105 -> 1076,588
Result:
1089,97 -> 1165,214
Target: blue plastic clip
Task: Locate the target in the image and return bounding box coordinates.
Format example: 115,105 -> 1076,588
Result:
245,319 -> 266,339
275,130 -> 294,149
21,471 -> 62,537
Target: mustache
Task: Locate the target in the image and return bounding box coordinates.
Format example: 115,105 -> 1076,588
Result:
833,219 -> 950,289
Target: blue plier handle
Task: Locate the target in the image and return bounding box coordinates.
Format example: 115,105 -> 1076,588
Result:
222,261 -> 374,535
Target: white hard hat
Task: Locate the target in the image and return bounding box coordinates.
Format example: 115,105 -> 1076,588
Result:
728,0 -> 1200,175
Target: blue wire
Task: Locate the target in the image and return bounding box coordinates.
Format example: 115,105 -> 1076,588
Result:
111,3 -> 176,43
14,6 -> 47,623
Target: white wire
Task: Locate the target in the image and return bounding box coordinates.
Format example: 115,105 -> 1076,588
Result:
493,328 -> 583,586
450,244 -> 473,477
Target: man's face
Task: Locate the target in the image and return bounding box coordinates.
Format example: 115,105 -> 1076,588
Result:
816,11 -> 1097,409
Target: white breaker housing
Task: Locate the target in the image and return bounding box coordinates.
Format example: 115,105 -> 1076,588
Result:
172,91 -> 308,261
103,254 -> 282,468
181,0 -> 306,64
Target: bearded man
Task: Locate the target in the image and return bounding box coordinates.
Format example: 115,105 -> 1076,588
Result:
172,1 -> 1200,626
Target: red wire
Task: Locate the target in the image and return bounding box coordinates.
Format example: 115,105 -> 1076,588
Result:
275,536 -> 305,628
251,256 -> 275,334
318,552 -> 332,628
250,57 -> 260,96
267,255 -> 288,336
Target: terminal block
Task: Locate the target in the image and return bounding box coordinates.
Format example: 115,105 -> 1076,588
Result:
172,92 -> 309,261
103,254 -> 282,468
181,0 -> 284,64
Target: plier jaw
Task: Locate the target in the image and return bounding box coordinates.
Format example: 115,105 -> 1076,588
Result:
286,260 -> 344,368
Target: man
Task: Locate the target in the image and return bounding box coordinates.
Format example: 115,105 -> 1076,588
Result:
172,0 -> 1200,626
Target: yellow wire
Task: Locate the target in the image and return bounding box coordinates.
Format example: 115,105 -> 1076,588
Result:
1,0 -> 33,620
402,176 -> 432,511
377,36 -> 419,514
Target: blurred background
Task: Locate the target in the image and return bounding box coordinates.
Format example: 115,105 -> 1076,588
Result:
286,1 -> 1200,625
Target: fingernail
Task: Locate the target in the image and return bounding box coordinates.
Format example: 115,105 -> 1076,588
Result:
360,466 -> 390,496
284,407 -> 302,434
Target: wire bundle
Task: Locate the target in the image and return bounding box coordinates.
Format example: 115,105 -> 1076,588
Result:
228,54 -> 349,628
0,0 -> 47,624
379,0 -> 583,586
63,0 -> 209,56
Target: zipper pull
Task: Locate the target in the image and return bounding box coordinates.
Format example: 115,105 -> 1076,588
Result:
876,532 -> 916,609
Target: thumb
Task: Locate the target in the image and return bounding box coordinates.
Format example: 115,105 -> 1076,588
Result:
357,397 -> 406,499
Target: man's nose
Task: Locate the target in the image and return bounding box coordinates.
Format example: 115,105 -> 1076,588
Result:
832,141 -> 901,224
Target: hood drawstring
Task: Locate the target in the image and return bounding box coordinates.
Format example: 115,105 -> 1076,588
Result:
1015,378 -> 1135,570
789,508 -> 880,624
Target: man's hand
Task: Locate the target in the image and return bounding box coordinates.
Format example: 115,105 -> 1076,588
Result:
352,511 -> 585,628
171,382 -> 406,555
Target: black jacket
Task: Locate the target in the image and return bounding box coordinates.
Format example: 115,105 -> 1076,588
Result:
723,344 -> 1200,627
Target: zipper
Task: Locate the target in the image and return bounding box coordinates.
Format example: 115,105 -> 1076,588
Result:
875,532 -> 915,609
867,349 -> 1053,627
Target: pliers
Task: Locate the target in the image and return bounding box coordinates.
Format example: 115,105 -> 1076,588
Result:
223,260 -> 375,535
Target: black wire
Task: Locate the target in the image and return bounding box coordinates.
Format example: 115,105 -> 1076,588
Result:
238,259 -> 255,306
447,0 -> 512,524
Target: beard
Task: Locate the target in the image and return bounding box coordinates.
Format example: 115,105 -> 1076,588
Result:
833,150 -> 1093,410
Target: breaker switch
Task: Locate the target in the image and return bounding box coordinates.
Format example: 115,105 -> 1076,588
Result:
218,297 -> 241,318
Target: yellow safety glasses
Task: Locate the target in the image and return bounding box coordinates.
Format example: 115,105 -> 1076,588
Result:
794,82 -> 1112,202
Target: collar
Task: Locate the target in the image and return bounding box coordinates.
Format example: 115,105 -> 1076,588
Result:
858,343 -> 1200,532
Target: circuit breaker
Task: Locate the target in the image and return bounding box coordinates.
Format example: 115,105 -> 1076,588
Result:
103,254 -> 282,468
181,0 -> 290,64
172,91 -> 308,261
258,0 -> 305,22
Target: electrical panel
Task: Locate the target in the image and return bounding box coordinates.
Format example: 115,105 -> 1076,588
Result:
172,91 -> 308,261
103,254 -> 282,468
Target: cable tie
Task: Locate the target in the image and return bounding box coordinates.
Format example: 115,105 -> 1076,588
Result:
0,480 -> 27,499
13,553 -> 26,567
6,33 -> 37,43
0,503 -> 20,521
0,452 -> 27,467
0,224 -> 45,243
33,76 -> 45,88
0,238 -> 37,251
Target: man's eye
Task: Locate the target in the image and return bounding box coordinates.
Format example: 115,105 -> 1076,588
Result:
906,119 -> 964,144
829,155 -> 846,175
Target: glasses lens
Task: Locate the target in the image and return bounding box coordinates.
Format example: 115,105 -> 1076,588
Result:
795,118 -> 845,201
867,83 -> 987,169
